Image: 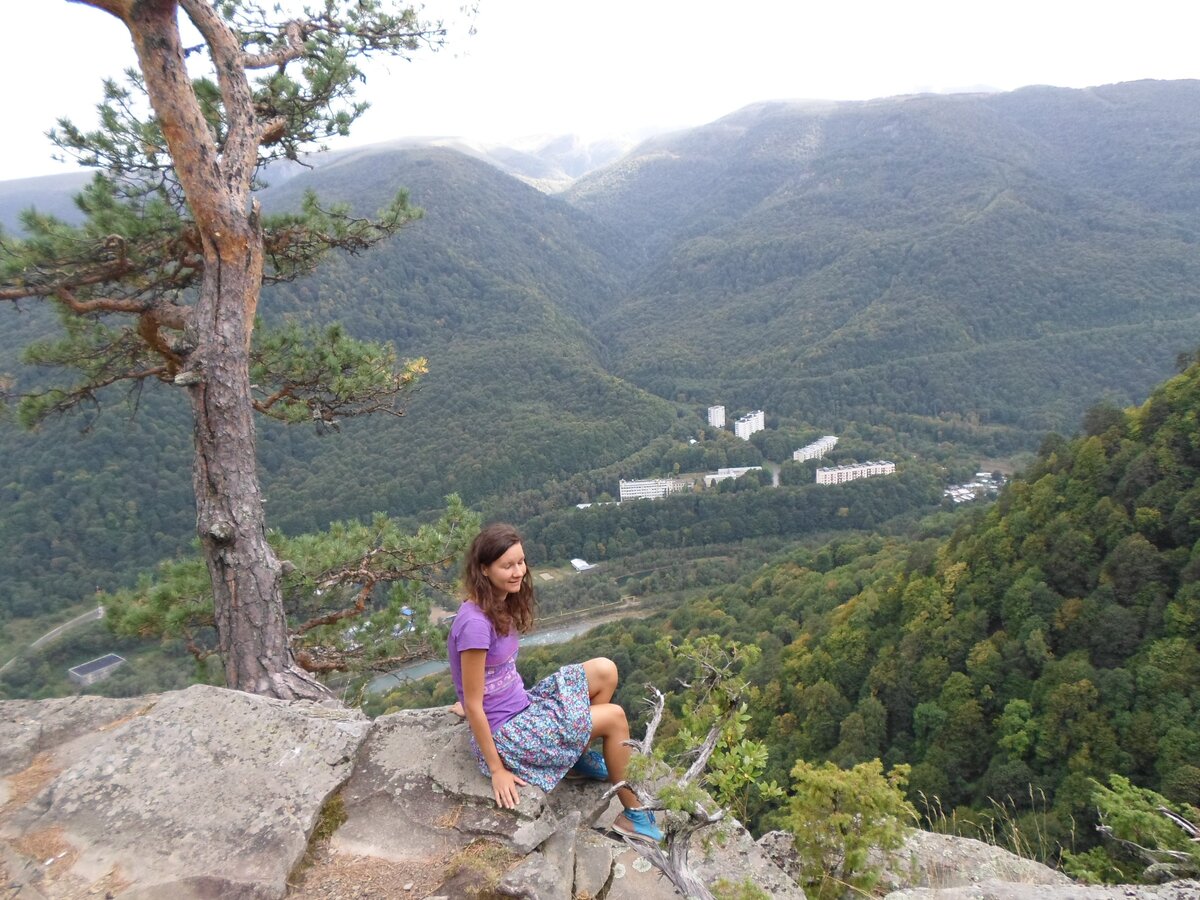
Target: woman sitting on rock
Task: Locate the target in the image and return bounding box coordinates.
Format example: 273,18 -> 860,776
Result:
447,522 -> 662,843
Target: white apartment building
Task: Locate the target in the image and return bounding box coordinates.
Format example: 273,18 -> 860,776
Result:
815,460 -> 896,485
707,405 -> 726,428
793,435 -> 838,462
733,409 -> 765,440
619,477 -> 686,501
704,465 -> 763,486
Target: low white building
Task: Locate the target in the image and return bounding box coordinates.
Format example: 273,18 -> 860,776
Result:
68,653 -> 126,687
704,465 -> 763,486
570,558 -> 596,571
793,435 -> 838,462
707,405 -> 726,428
733,410 -> 765,440
619,477 -> 685,501
815,460 -> 896,485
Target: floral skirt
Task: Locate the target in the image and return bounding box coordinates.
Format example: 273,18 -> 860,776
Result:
472,663 -> 593,792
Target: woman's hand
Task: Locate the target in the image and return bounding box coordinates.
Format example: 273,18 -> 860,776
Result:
491,767 -> 528,809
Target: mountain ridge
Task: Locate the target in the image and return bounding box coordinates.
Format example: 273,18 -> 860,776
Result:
3,80 -> 1200,627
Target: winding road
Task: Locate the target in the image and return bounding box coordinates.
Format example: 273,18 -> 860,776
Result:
0,605 -> 105,675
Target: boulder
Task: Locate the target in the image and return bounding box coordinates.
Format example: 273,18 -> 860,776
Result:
884,878 -> 1200,899
874,829 -> 1073,891
1,685 -> 370,899
498,810 -> 580,899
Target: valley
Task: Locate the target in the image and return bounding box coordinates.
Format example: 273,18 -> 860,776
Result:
3,80 -> 1200,878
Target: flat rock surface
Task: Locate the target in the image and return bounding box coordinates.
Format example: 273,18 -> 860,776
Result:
0,694 -> 156,775
1,684 -> 370,899
333,707 -> 553,863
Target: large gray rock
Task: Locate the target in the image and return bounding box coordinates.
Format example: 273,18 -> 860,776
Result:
573,829 -> 617,898
875,829 -> 1073,891
1,684 -> 370,899
884,878 -> 1200,899
0,689 -> 822,899
0,694 -> 156,775
692,817 -> 807,899
499,811 -> 580,899
334,707 -> 559,863
760,826 -> 1072,896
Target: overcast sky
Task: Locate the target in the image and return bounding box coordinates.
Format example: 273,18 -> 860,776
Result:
3,1 -> 1198,181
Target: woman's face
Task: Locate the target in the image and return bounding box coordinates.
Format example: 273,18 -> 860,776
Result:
483,542 -> 527,597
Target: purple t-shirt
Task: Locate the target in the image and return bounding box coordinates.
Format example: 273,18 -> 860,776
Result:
448,600 -> 531,731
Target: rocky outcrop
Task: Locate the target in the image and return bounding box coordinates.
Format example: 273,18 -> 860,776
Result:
757,827 -> 1200,900
875,829 -> 1075,891
1,685 -> 370,899
6,686 -> 1194,900
0,685 -> 803,899
884,881 -> 1200,899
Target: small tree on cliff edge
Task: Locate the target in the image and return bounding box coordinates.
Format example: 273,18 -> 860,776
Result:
0,0 -> 445,700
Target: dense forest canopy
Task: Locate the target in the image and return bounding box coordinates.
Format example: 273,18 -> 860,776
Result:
466,354 -> 1200,863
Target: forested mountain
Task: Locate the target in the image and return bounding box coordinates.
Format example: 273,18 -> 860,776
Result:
0,148 -> 673,618
514,354 -> 1200,852
568,80 -> 1200,441
253,147 -> 676,535
4,80 -> 1200,634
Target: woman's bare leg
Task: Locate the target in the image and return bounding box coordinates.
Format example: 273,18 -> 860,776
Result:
582,657 -> 618,705
590,701 -> 639,808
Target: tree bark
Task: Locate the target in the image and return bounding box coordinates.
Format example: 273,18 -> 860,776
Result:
188,232 -> 327,700
113,0 -> 331,700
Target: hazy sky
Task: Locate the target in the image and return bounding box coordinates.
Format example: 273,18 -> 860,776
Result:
3,0 -> 1198,181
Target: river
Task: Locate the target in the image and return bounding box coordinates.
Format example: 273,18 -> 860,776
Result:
366,616 -> 620,695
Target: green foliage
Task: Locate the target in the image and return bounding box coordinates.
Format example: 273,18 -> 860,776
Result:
711,878 -> 772,900
779,759 -> 916,899
250,320 -> 427,425
658,636 -> 784,821
1062,775 -> 1200,883
105,496 -> 478,677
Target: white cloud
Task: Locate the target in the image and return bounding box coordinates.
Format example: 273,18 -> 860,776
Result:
2,0 -> 1197,180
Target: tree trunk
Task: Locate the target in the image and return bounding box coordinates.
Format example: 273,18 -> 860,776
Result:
188,228 -> 328,700
118,0 -> 331,700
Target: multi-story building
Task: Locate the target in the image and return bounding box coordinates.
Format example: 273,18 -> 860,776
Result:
707,405 -> 726,428
733,409 -> 765,440
619,477 -> 686,501
814,460 -> 896,485
793,435 -> 838,462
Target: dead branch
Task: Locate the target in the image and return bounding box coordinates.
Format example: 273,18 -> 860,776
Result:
602,684 -> 736,900
1096,807 -> 1200,882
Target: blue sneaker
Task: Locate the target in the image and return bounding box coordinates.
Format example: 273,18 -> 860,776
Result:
613,808 -> 663,844
566,749 -> 608,781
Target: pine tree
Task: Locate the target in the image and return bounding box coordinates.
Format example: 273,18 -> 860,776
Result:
0,0 -> 445,699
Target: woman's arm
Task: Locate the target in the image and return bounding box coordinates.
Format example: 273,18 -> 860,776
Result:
460,648 -> 527,808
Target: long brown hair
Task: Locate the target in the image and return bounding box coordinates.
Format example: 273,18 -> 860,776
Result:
462,523 -> 535,635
